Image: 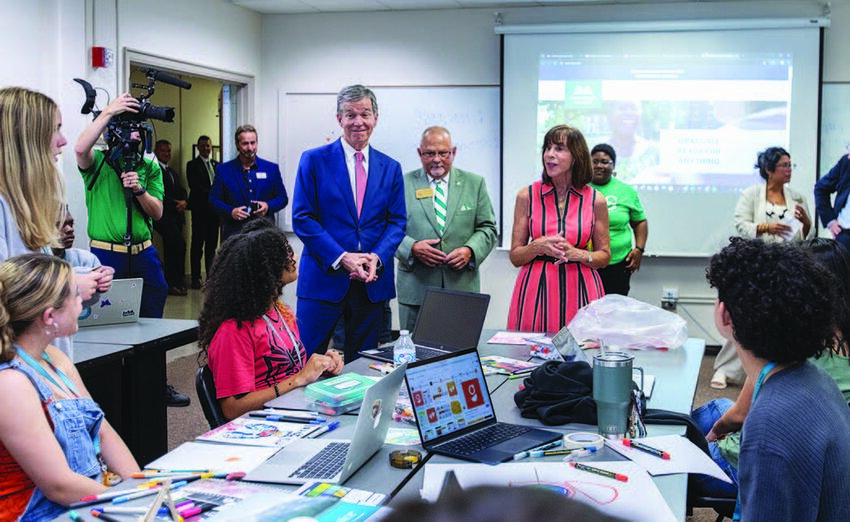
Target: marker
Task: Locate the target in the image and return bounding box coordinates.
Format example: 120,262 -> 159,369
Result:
623,438 -> 671,459
369,363 -> 393,374
132,470 -> 210,479
68,511 -> 82,522
262,415 -> 325,424
529,447 -> 597,458
563,448 -> 596,462
249,410 -> 319,419
179,502 -> 217,518
92,506 -> 150,515
308,420 -> 341,438
570,462 -> 628,482
112,481 -> 187,504
90,511 -> 123,522
508,373 -> 529,380
513,440 -> 563,460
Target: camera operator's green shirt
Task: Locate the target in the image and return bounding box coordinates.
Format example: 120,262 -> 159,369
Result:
79,149 -> 165,243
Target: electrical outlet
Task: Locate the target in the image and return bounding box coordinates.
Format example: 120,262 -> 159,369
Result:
661,299 -> 677,312
662,287 -> 679,301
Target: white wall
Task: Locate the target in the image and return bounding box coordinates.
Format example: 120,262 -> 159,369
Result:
0,0 -> 261,247
261,1 -> 834,342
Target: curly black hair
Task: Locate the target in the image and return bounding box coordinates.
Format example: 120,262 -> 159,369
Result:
755,146 -> 789,181
197,226 -> 296,356
802,238 -> 850,356
706,237 -> 834,364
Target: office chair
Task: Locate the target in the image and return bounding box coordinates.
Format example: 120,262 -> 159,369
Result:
195,365 -> 227,429
686,475 -> 736,522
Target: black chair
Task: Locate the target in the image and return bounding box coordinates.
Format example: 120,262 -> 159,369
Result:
686,476 -> 736,522
195,365 -> 227,429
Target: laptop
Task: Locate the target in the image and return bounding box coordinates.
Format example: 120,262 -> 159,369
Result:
405,348 -> 561,465
243,363 -> 407,485
78,278 -> 143,327
359,288 -> 490,363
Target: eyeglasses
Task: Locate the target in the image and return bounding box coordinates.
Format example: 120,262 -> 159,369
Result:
592,159 -> 613,166
776,162 -> 796,169
421,150 -> 452,159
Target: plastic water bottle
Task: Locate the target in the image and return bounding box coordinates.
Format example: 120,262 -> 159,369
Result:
393,330 -> 416,367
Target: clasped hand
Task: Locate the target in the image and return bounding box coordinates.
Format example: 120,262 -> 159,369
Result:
342,252 -> 379,283
298,350 -> 344,383
412,240 -> 472,270
533,235 -> 573,263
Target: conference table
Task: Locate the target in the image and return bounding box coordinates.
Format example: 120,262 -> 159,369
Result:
62,331 -> 703,521
73,318 -> 199,466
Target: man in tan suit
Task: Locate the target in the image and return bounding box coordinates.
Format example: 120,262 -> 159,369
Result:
394,127 -> 497,331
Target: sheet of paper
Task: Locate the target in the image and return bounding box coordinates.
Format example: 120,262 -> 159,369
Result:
421,461 -> 675,522
385,427 -> 421,446
487,331 -> 546,345
196,418 -> 317,447
145,441 -> 278,473
607,434 -> 732,483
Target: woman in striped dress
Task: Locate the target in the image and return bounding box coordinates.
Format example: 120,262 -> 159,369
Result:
507,125 -> 611,333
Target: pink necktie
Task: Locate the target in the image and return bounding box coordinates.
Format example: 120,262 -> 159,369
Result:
355,151 -> 367,217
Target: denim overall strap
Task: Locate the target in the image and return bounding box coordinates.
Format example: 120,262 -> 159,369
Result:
0,358 -> 106,521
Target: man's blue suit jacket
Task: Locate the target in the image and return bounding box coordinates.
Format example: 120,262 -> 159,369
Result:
292,139 -> 406,303
815,154 -> 850,227
209,156 -> 288,240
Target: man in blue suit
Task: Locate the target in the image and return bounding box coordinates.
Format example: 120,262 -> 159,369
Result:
814,153 -> 850,251
210,125 -> 288,241
293,85 -> 406,362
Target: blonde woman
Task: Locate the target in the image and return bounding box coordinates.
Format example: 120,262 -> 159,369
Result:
0,87 -> 113,358
0,254 -> 138,521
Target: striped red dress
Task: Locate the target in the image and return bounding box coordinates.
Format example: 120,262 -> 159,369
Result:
507,181 -> 605,332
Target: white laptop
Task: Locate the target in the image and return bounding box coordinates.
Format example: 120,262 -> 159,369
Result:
78,278 -> 143,327
243,363 -> 407,485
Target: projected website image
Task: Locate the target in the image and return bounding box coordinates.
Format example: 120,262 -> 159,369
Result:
537,53 -> 791,192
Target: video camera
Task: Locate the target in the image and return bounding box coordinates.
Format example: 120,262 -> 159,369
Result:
74,68 -> 191,172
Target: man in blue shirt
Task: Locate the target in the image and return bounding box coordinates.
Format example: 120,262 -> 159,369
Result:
209,125 -> 288,242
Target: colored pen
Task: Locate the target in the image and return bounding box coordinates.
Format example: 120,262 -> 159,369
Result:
530,447 -> 595,458
308,421 -> 341,438
570,462 -> 628,482
563,448 -> 596,462
112,481 -> 187,504
68,511 -> 82,522
180,502 -> 217,518
90,510 -> 122,522
263,415 -> 325,424
132,470 -> 211,479
508,373 -> 529,380
369,363 -> 393,374
513,440 -> 563,461
250,410 -> 319,419
93,506 -> 150,515
622,438 -> 671,459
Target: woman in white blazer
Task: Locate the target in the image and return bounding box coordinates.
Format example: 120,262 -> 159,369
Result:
712,147 -> 815,389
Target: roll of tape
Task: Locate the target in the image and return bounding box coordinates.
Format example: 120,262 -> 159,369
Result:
390,449 -> 422,469
563,432 -> 605,451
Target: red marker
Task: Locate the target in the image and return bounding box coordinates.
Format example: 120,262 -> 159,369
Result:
622,438 -> 671,459
570,462 -> 628,482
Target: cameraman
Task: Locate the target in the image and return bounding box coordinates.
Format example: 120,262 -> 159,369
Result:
73,93 -> 168,318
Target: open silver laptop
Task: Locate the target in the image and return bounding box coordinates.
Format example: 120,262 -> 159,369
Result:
78,278 -> 143,327
243,363 -> 407,485
359,288 -> 490,363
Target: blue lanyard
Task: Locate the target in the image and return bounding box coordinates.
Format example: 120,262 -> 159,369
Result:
15,346 -> 102,457
733,361 -> 778,522
16,346 -> 80,397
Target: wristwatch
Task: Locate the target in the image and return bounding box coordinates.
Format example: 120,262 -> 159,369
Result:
133,186 -> 147,197
587,252 -> 593,264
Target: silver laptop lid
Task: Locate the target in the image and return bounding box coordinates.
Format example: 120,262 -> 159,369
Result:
78,278 -> 143,327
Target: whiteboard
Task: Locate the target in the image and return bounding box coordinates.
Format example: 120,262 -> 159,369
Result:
278,86 -> 501,234
820,83 -> 850,177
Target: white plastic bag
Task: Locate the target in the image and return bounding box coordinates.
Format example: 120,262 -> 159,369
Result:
567,294 -> 688,350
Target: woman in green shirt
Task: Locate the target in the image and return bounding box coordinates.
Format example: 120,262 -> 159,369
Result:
589,144 -> 648,295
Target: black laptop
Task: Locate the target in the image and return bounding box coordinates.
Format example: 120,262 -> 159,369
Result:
359,288 -> 490,363
404,348 -> 561,465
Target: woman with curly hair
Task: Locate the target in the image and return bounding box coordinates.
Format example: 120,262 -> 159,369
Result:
198,224 -> 343,421
701,237 -> 850,520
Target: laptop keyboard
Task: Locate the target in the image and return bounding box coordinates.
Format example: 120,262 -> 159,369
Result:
415,346 -> 447,360
436,423 -> 532,456
288,442 -> 350,480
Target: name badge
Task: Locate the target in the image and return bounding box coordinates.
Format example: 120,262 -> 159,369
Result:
256,172 -> 267,179
416,188 -> 434,199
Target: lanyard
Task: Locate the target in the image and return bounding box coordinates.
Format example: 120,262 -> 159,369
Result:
261,305 -> 305,370
16,347 -> 80,398
732,361 -> 778,522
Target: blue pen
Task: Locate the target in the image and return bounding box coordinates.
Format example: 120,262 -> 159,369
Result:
265,415 -> 325,424
112,481 -> 187,504
308,421 -> 341,438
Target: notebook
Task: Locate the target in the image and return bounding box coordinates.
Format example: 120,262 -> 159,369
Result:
405,348 -> 561,465
78,278 -> 143,327
359,288 -> 490,363
243,363 -> 407,485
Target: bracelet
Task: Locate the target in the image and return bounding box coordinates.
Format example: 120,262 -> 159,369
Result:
635,246 -> 645,253
587,252 -> 592,264
133,186 -> 147,197
273,382 -> 280,397
757,223 -> 768,235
